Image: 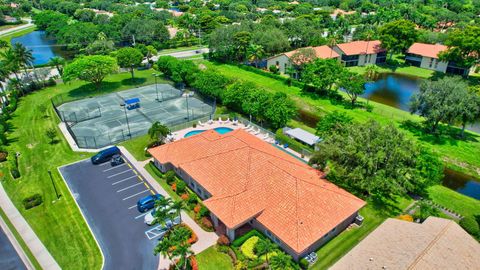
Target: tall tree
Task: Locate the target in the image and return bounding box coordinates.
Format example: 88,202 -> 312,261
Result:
379,19 -> 418,59
233,31 -> 252,62
148,121 -> 170,145
410,77 -> 469,133
302,58 -> 345,93
264,92 -> 297,129
439,25 -> 480,68
246,44 -> 264,68
12,43 -> 34,80
338,71 -> 366,107
115,47 -> 144,80
309,120 -> 443,198
62,55 -> 118,90
255,239 -> 277,268
48,56 -> 65,76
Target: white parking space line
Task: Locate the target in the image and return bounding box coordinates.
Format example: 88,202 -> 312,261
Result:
98,162 -> 110,166
111,175 -> 137,185
103,163 -> 126,172
122,190 -> 149,201
128,204 -> 137,209
145,225 -> 164,240
116,182 -> 143,193
135,212 -> 148,219
107,169 -> 132,178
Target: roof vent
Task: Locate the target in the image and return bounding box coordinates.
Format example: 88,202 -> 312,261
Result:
369,258 -> 373,261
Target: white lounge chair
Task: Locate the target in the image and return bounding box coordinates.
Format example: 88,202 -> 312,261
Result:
218,117 -> 223,124
253,128 -> 261,135
198,120 -> 205,127
225,118 -> 231,123
232,120 -> 238,126
246,126 -> 255,132
207,119 -> 213,125
242,123 -> 250,129
262,133 -> 269,140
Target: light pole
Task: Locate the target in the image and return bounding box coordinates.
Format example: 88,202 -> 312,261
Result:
48,170 -> 60,200
185,94 -> 190,120
120,104 -> 132,138
153,73 -> 159,101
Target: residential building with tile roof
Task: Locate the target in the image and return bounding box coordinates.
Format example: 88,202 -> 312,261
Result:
406,43 -> 472,76
331,217 -> 480,270
266,45 -> 340,77
149,129 -> 365,260
333,40 -> 387,66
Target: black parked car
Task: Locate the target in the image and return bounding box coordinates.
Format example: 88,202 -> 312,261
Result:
91,146 -> 121,164
110,155 -> 124,166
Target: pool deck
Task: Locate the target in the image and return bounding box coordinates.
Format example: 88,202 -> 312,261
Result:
169,119 -> 309,162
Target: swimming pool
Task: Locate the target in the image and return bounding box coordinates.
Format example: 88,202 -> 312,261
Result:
184,127 -> 233,138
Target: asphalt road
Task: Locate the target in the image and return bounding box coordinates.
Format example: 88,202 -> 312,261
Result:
0,226 -> 27,270
59,158 -> 160,270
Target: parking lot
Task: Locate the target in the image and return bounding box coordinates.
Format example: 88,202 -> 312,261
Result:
59,157 -> 164,270
0,226 -> 27,270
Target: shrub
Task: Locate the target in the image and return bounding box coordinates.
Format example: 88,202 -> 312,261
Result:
180,193 -> 189,201
176,180 -> 186,194
201,216 -> 213,230
193,204 -> 201,214
269,65 -> 279,74
460,216 -> 480,236
187,193 -> 198,205
300,258 -> 310,269
189,256 -> 198,270
165,170 -> 176,184
217,234 -> 230,246
0,152 -> 8,162
22,194 -> 43,210
10,169 -> 20,179
397,214 -> 413,222
217,244 -> 230,253
171,182 -> 177,192
197,204 -> 209,218
240,236 -> 259,259
232,230 -> 265,247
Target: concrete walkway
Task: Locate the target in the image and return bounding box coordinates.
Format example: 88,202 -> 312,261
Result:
0,184 -> 61,270
118,146 -> 218,270
0,214 -> 33,269
0,18 -> 33,37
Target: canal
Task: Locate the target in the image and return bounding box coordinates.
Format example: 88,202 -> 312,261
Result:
10,30 -> 70,65
364,73 -> 480,200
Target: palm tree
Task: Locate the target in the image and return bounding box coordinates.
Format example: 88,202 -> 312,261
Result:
12,43 -> 34,81
255,238 -> 277,268
172,242 -> 193,270
1,49 -> 21,80
169,226 -> 193,270
49,56 -> 65,76
0,40 -> 9,49
170,200 -> 185,224
270,252 -> 295,270
153,236 -> 175,264
247,44 -> 265,68
148,121 -> 170,145
8,78 -> 23,96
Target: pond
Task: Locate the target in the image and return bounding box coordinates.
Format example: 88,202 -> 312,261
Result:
442,168 -> 480,200
10,30 -> 70,66
363,73 -> 480,133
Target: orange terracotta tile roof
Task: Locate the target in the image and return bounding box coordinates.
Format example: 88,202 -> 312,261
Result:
407,43 -> 448,59
149,129 -> 365,254
284,45 -> 340,59
336,40 -> 385,55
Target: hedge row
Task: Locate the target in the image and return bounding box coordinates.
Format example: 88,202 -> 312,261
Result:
231,229 -> 265,247
237,64 -> 305,89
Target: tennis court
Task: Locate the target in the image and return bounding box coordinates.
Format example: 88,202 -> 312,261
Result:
55,84 -> 214,149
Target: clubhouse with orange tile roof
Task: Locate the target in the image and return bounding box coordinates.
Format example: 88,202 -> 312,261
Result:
148,129 -> 366,260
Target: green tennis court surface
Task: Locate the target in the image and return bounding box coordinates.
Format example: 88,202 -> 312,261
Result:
56,84 -> 214,148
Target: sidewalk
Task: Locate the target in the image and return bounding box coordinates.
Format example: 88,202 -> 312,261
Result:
118,146 -> 218,270
0,184 -> 61,270
0,18 -> 33,37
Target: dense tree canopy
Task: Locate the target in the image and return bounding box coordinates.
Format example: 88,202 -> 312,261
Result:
440,25 -> 480,67
310,120 -> 443,198
63,55 -> 118,89
379,19 -> 418,58
115,47 -> 144,79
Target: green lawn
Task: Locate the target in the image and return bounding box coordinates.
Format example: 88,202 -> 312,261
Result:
202,61 -> 480,179
196,246 -> 234,270
0,69 -> 166,269
157,45 -> 205,55
427,185 -> 480,217
120,134 -> 151,161
0,207 -> 42,270
348,65 -> 435,79
311,196 -> 412,270
0,25 -> 35,42
144,162 -> 182,202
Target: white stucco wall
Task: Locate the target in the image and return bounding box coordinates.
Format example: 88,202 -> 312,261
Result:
420,56 -> 448,72
266,54 -> 290,74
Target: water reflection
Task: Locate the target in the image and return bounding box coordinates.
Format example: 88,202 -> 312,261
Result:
10,31 -> 71,65
442,168 -> 480,200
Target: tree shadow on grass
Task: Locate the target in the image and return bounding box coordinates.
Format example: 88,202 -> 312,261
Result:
399,120 -> 478,146
369,194 -> 407,217
67,77 -> 148,100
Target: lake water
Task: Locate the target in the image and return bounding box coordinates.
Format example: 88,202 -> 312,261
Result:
442,168 -> 480,200
364,73 -> 480,133
10,31 -> 69,65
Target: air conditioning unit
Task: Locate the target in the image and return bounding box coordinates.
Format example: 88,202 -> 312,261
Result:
355,215 -> 364,226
